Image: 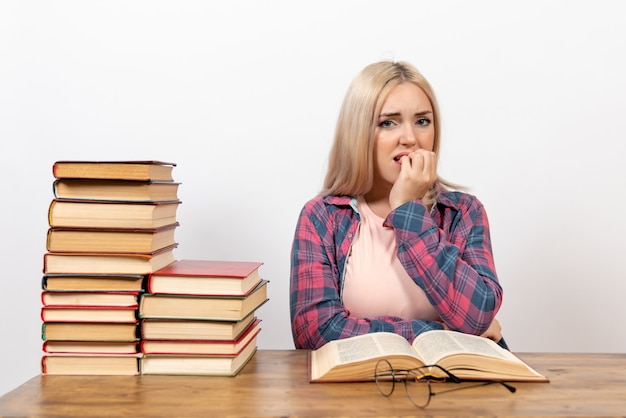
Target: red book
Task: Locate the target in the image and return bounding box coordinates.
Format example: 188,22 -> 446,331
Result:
147,259 -> 264,296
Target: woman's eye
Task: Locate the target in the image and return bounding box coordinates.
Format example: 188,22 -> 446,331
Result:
417,117 -> 432,126
379,120 -> 395,128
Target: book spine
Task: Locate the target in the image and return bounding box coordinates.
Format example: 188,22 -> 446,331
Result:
145,276 -> 153,294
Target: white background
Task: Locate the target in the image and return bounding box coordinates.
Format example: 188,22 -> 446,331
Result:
1,0 -> 625,396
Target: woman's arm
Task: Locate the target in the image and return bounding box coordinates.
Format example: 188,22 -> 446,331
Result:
289,199 -> 445,350
387,194 -> 503,335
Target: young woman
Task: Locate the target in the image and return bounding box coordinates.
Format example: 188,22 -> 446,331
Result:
290,60 -> 505,350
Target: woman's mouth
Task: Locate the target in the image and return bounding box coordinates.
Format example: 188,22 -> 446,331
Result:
393,152 -> 410,162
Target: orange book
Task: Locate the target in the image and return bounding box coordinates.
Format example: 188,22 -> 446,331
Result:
147,259 -> 264,296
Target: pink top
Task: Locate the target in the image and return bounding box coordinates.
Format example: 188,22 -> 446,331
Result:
342,197 -> 440,321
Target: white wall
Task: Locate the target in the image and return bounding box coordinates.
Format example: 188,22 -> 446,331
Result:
1,0 -> 625,396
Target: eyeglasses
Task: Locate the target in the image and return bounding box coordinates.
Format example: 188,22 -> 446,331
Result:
374,359 -> 517,408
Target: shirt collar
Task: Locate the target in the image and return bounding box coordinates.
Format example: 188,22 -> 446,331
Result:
321,184 -> 462,211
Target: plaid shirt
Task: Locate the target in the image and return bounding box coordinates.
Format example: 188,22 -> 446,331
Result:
290,187 -> 503,349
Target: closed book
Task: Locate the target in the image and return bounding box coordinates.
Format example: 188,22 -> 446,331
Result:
42,291 -> 139,307
141,319 -> 261,355
53,160 -> 176,181
48,199 -> 180,229
43,341 -> 139,355
42,354 -> 141,375
42,245 -> 177,275
139,280 -> 268,321
46,223 -> 179,254
42,322 -> 139,341
42,274 -> 145,292
140,313 -> 257,341
52,179 -> 180,202
41,306 -> 138,323
147,259 -> 263,296
140,334 -> 258,376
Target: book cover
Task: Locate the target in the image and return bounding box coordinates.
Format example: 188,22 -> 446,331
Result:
151,259 -> 263,278
147,259 -> 263,296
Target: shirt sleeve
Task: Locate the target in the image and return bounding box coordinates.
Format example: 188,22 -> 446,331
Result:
289,199 -> 445,350
385,195 -> 503,335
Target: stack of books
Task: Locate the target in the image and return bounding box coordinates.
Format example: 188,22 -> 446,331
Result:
41,161 -> 181,375
138,259 -> 268,376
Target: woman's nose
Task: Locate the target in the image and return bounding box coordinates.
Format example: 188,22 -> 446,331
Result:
399,125 -> 417,146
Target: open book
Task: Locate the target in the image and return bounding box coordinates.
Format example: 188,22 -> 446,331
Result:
309,330 -> 548,383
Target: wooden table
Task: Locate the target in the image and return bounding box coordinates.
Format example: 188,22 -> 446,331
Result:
1,350 -> 625,417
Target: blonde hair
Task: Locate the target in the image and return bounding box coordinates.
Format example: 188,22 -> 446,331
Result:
321,60 -> 456,201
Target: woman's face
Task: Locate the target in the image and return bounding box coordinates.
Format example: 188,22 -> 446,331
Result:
372,82 -> 435,192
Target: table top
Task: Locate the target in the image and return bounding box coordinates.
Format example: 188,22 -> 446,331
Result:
1,350 -> 625,417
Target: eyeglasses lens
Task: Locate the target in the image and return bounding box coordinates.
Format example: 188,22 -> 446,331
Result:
404,371 -> 431,408
374,360 -> 395,397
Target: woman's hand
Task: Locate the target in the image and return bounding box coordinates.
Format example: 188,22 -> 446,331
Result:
441,318 -> 502,342
389,149 -> 437,210
480,318 -> 502,342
